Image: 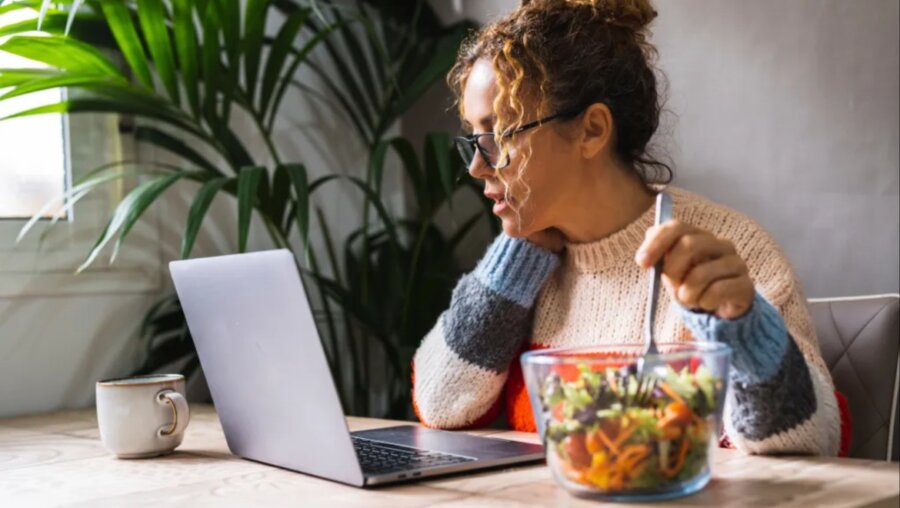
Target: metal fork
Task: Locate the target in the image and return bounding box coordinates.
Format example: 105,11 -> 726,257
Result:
642,191 -> 673,358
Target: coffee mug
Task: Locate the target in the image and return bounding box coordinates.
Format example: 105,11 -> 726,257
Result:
95,374 -> 191,458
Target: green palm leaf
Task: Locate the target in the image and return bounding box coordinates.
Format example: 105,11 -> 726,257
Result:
133,125 -> 223,177
110,174 -> 185,262
330,8 -> 379,119
182,177 -> 230,258
424,132 -> 455,209
259,7 -> 310,115
268,163 -> 291,229
35,0 -> 50,29
200,1 -> 222,122
282,163 -> 310,255
305,26 -> 374,140
79,173 -> 182,272
212,0 -> 240,124
266,19 -> 349,131
40,160 -> 190,246
0,2 -> 33,16
391,24 -> 468,117
99,0 -> 154,90
172,0 -> 200,117
16,168 -> 141,244
0,7 -> 117,48
0,68 -> 59,88
369,140 -> 389,196
312,174 -> 401,272
215,124 -> 255,169
243,0 -> 269,102
0,73 -> 117,101
237,166 -> 265,252
387,137 -> 425,206
350,2 -> 391,91
0,97 -> 198,138
0,35 -> 123,76
215,0 -> 241,71
0,10 -> 68,37
64,0 -> 86,35
137,0 -> 179,103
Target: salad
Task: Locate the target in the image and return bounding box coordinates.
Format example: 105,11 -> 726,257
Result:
540,361 -> 723,492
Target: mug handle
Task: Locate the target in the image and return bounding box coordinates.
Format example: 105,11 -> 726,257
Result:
156,390 -> 190,437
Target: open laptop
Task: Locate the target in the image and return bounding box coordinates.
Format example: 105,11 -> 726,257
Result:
169,249 -> 544,487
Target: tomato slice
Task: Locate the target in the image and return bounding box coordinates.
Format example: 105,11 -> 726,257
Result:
552,401 -> 566,422
564,432 -> 592,470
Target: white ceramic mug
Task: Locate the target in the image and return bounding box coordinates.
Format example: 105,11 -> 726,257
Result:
95,374 -> 191,458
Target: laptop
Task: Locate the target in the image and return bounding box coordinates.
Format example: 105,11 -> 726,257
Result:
169,249 -> 544,487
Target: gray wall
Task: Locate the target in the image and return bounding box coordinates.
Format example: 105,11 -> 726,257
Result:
431,0 -> 899,298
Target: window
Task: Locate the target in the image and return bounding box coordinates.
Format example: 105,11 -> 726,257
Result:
0,8 -> 160,296
0,8 -> 69,220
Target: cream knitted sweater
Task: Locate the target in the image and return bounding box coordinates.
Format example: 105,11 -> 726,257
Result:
413,186 -> 841,456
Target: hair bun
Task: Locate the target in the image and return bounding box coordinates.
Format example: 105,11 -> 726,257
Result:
565,0 -> 658,32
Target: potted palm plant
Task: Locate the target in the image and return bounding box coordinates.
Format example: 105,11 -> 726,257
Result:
0,0 -> 493,418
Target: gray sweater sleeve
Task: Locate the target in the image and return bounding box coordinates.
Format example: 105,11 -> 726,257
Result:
412,234 -> 560,428
681,293 -> 840,455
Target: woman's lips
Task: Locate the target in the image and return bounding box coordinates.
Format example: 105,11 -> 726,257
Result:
485,192 -> 508,215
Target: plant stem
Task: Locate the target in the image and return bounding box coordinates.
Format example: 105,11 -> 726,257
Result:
316,206 -> 350,400
316,208 -> 367,414
257,120 -> 282,166
306,249 -> 345,409
255,201 -> 292,248
399,218 -> 431,341
357,143 -> 380,414
234,92 -> 282,166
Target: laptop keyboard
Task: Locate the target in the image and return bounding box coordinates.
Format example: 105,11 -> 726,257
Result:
351,436 -> 475,475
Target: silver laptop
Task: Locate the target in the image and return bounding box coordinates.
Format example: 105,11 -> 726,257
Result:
169,249 -> 544,487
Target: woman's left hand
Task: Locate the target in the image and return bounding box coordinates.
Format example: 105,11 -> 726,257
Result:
635,220 -> 755,320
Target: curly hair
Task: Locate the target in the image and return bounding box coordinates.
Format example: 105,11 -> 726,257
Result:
448,0 -> 673,196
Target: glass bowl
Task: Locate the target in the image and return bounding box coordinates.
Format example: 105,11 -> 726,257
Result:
521,342 -> 731,502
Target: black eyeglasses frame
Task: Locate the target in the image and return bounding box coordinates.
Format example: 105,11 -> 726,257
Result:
453,106 -> 587,170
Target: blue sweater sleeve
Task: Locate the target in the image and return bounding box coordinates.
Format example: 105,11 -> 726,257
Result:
472,233 -> 560,307
679,292 -> 790,384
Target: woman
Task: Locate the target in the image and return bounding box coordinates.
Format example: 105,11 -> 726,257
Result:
412,0 -> 841,455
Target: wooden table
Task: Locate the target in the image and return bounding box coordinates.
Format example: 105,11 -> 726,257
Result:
0,405 -> 897,507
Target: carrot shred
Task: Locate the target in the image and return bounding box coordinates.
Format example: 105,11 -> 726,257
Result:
608,470 -> 625,490
612,422 -> 637,449
662,437 -> 692,478
630,458 -> 649,477
658,381 -> 685,405
595,427 -> 620,455
657,414 -> 677,429
676,436 -> 690,464
617,444 -> 650,472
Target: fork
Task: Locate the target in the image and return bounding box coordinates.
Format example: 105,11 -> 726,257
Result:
642,191 -> 673,358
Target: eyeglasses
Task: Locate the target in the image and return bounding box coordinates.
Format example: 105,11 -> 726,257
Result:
453,107 -> 586,170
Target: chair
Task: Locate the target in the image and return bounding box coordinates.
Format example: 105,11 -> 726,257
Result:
809,295 -> 900,461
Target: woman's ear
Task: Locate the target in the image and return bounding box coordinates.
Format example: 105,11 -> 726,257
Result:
580,102 -> 615,160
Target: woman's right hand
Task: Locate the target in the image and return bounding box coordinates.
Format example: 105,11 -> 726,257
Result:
527,227 -> 566,254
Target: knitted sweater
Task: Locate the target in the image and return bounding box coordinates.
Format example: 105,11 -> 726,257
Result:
412,186 -> 841,456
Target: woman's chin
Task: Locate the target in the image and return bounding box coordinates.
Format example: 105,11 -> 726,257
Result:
500,219 -> 532,239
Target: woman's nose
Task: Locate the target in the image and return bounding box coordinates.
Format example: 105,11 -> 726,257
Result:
467,152 -> 493,180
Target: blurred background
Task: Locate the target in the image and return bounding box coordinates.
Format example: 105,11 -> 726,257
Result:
0,0 -> 897,420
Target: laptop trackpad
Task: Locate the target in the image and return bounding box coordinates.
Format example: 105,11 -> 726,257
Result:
350,425 -> 544,460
